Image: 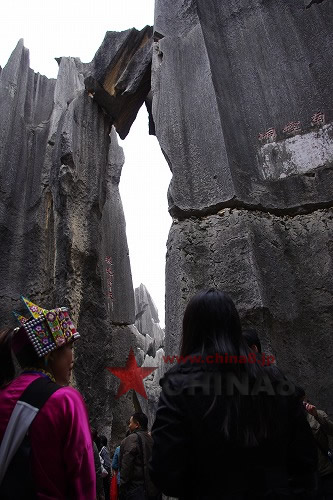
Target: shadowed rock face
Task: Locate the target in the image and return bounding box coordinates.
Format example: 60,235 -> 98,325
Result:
0,31 -> 153,443
85,26 -> 153,139
0,40 -> 57,311
153,0 -> 333,217
153,0 -> 333,413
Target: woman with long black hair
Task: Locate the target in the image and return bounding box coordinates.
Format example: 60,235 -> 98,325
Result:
150,289 -> 317,499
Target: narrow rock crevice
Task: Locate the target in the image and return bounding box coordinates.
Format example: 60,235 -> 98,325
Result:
304,0 -> 327,8
170,198 -> 333,221
111,321 -> 133,327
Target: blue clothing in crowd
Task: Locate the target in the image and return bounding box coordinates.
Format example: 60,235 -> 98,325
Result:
111,446 -> 120,485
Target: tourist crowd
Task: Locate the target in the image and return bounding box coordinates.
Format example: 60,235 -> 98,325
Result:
0,291 -> 332,499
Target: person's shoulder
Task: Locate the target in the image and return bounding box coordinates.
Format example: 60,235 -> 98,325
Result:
50,385 -> 84,401
5,373 -> 42,392
120,432 -> 136,446
126,432 -> 139,443
159,366 -> 183,393
160,355 -> 198,382
32,384 -> 90,438
121,432 -> 139,449
43,385 -> 87,414
140,430 -> 153,443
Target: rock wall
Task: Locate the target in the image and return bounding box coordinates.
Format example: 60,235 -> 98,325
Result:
0,27 -> 153,444
134,284 -> 165,429
2,1 -> 332,449
153,0 -> 333,414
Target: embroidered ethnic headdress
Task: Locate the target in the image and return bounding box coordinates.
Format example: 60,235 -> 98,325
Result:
12,296 -> 80,357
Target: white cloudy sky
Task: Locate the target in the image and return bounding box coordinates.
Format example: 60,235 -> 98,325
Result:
0,0 -> 171,326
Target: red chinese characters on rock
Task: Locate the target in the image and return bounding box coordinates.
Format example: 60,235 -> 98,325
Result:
311,111 -> 325,127
105,256 -> 114,300
258,128 -> 277,142
258,111 -> 326,143
282,121 -> 302,136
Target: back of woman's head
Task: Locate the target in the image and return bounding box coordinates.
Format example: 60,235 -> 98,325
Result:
181,289 -> 243,357
180,290 -> 285,447
0,328 -> 15,388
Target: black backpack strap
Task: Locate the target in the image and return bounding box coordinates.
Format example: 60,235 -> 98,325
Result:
0,376 -> 61,493
19,376 -> 61,408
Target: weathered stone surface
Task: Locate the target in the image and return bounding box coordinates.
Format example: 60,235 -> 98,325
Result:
153,0 -> 333,418
135,283 -> 159,324
153,0 -> 333,216
305,0 -> 326,7
152,16 -> 234,216
165,208 -> 333,414
85,26 -> 153,139
135,283 -> 165,351
138,348 -> 167,430
49,56 -> 89,139
0,40 -> 138,446
100,127 -> 136,325
0,40 -> 56,308
134,284 -> 165,427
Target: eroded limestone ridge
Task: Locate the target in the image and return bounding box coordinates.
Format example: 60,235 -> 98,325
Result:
151,0 -> 333,414
0,26 -> 153,443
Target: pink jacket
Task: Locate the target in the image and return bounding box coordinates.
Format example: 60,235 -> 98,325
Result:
0,373 -> 96,499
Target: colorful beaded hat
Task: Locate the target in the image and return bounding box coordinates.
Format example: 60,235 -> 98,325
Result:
12,296 -> 80,358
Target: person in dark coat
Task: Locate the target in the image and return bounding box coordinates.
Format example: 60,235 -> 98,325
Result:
150,288 -> 318,499
119,412 -> 160,499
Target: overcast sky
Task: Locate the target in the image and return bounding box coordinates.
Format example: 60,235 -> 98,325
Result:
0,0 -> 171,326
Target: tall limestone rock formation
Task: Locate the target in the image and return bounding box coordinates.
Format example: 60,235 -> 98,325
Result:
134,284 -> 165,428
2,0 -> 333,447
0,28 -> 153,443
152,0 -> 333,413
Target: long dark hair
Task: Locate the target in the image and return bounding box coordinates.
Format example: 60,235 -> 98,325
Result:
180,289 -> 284,446
0,328 -> 16,388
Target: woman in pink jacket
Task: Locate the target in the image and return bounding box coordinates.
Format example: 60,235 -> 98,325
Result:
0,296 -> 96,499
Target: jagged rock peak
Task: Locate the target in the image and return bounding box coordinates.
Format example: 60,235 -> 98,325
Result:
135,283 -> 160,323
134,284 -> 164,351
84,25 -> 154,139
